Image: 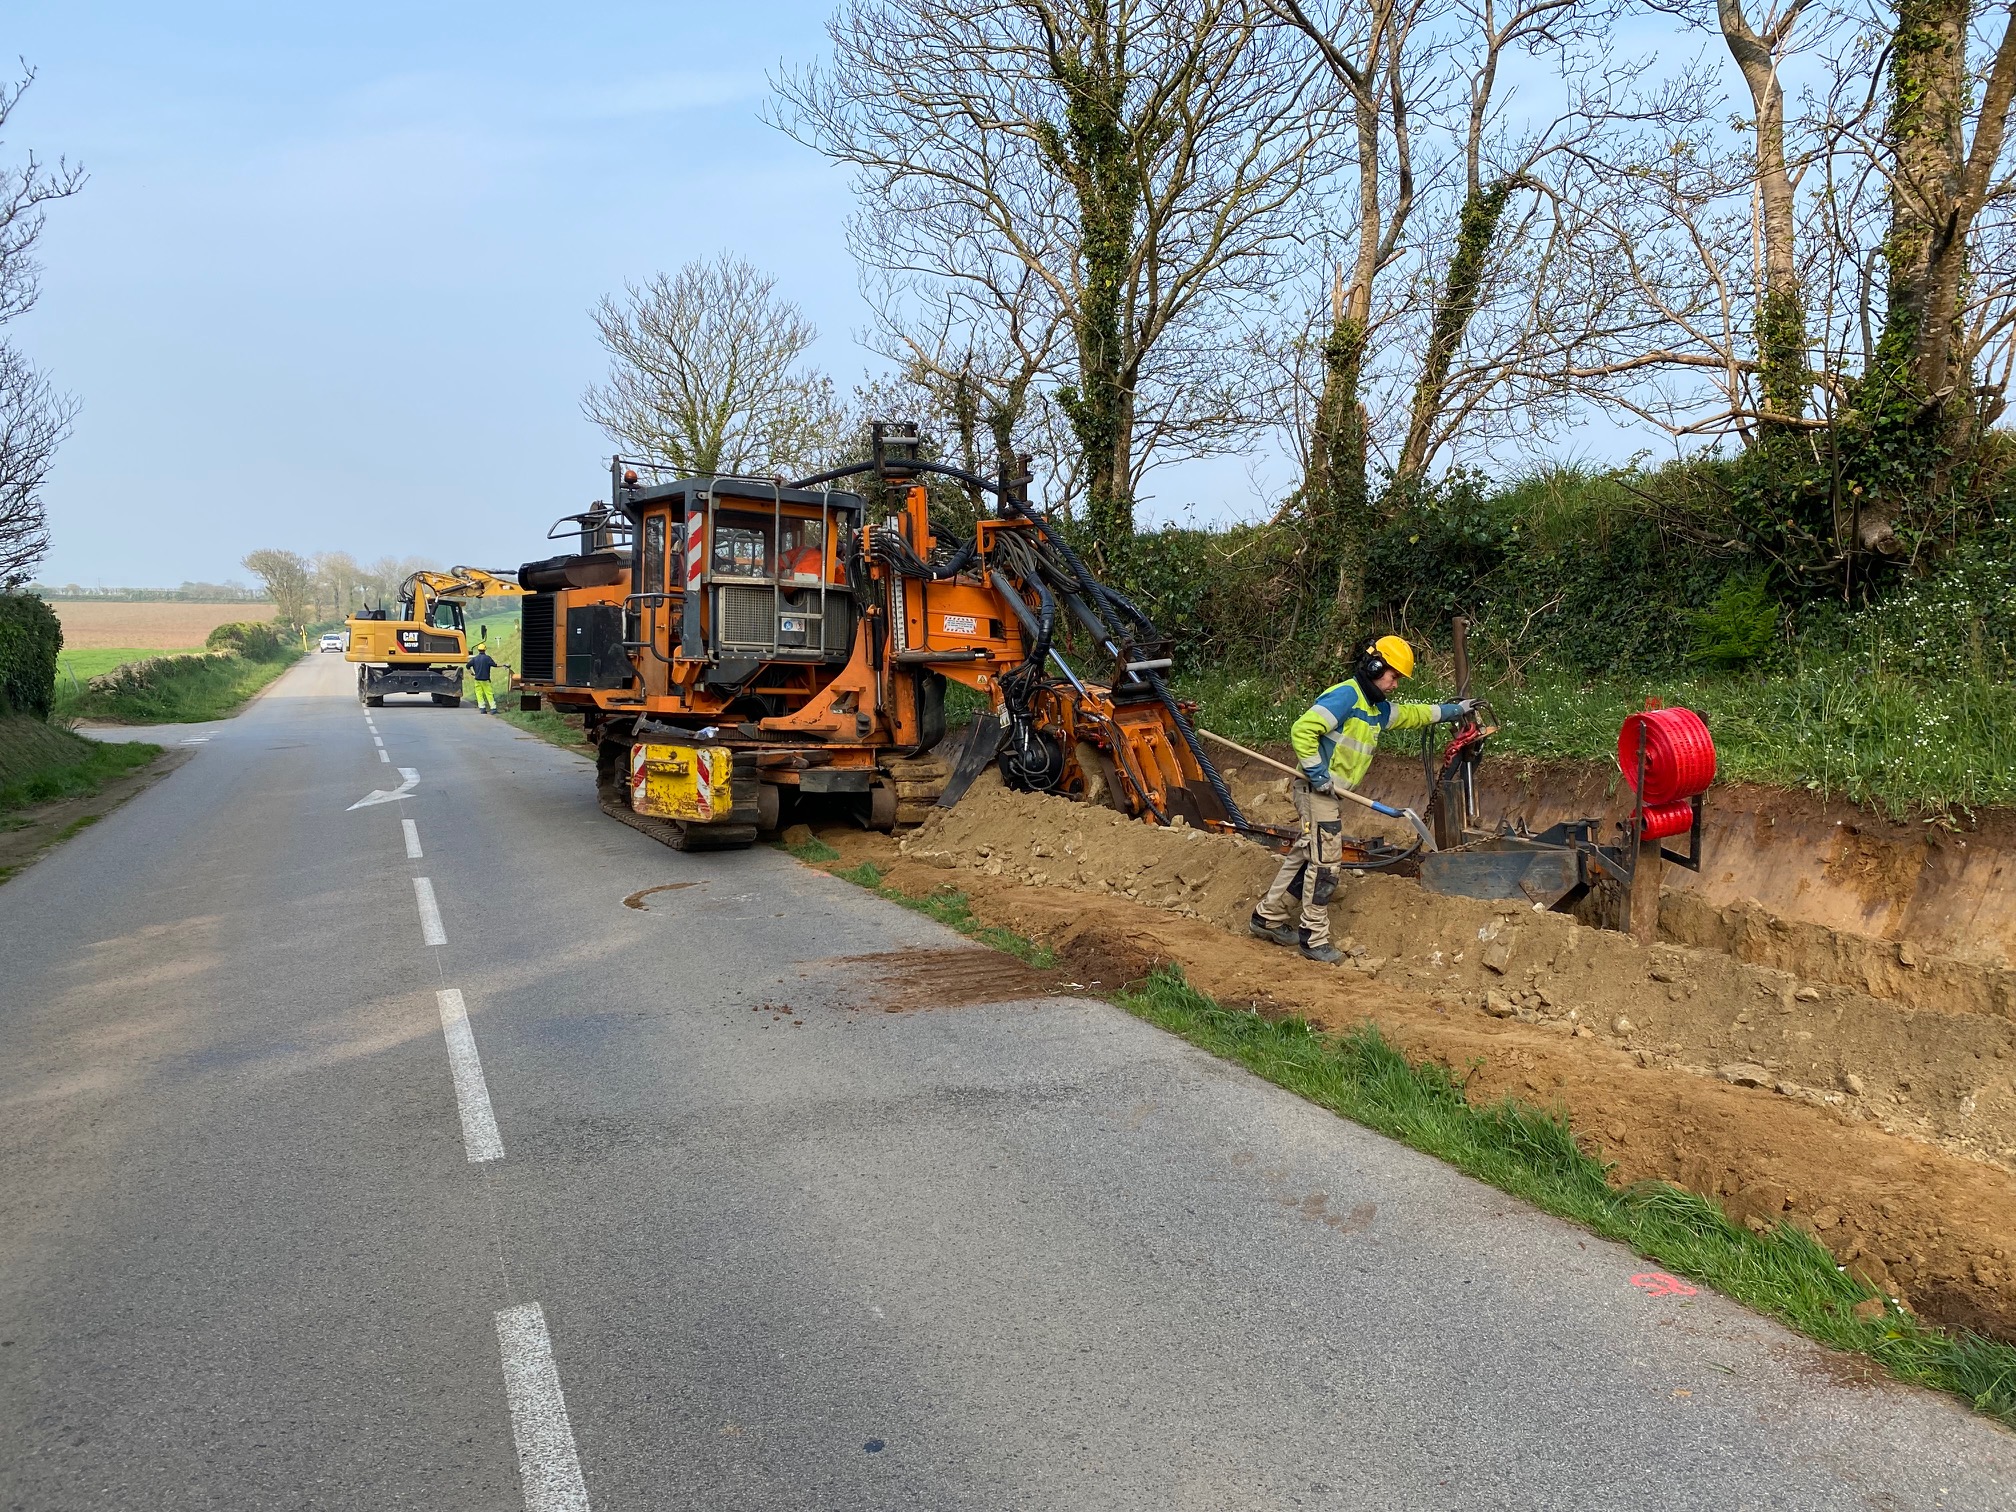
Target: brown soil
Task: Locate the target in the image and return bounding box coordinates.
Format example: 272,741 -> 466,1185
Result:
1340,747 -> 2016,970
51,601 -> 275,649
807,774 -> 2016,1344
0,747 -> 190,883
809,946 -> 1064,1012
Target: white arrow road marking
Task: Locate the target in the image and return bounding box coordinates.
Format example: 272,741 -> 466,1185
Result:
348,767 -> 419,810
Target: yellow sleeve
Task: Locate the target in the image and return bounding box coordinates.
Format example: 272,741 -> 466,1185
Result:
1385,700 -> 1440,732
1288,704 -> 1331,766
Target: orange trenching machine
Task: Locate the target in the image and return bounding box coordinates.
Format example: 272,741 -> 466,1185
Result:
511,423 -> 1348,855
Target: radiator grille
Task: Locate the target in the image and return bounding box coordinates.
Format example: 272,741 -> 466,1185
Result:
713,587 -> 854,656
521,594 -> 557,682
715,586 -> 776,649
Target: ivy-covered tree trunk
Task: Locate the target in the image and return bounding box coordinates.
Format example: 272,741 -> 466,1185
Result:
1038,6 -> 1142,558
1718,0 -> 1809,428
1395,178 -> 1524,484
1306,274 -> 1376,641
1863,0 -> 2016,548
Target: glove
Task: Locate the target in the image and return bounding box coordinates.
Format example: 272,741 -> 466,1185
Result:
1301,765 -> 1336,796
1437,698 -> 1480,723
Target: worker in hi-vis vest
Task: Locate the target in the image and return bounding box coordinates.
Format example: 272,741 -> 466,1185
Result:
1250,635 -> 1476,963
467,642 -> 499,713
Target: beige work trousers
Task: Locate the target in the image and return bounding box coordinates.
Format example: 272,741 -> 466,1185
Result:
1255,780 -> 1345,946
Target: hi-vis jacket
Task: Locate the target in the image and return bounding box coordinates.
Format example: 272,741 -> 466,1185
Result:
1290,677 -> 1444,791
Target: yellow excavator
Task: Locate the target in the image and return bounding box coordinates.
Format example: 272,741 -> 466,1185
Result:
346,567 -> 527,707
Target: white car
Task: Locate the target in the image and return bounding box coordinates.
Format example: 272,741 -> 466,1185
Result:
319,633 -> 347,653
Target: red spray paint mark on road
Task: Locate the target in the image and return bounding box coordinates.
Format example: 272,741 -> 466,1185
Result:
1630,1272 -> 1699,1297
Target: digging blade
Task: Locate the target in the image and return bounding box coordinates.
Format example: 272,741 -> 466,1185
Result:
936,718 -> 1006,809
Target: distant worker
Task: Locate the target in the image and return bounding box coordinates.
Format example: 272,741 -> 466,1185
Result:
1249,635 -> 1476,964
468,643 -> 499,715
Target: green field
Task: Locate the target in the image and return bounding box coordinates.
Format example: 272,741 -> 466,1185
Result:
54,648 -> 161,688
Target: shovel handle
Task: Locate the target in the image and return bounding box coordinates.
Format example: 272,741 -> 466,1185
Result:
1197,727 -> 1437,850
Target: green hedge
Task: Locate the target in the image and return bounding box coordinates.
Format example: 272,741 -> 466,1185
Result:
206,620 -> 291,659
0,593 -> 62,719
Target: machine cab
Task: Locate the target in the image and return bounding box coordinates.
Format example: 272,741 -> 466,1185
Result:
619,470 -> 862,690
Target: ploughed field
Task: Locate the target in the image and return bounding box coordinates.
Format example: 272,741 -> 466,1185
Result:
52,601 -> 275,650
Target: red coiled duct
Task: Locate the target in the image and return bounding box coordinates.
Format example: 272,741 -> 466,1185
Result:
1617,707 -> 1716,805
1640,800 -> 1696,840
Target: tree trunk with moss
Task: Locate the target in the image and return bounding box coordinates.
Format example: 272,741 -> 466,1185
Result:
1717,0 -> 1810,427
1305,274 -> 1376,640
1038,8 -> 1141,558
1396,177 -> 1526,485
1862,0 -> 2016,549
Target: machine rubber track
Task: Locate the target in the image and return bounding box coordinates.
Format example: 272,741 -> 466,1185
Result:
886,753 -> 951,826
596,792 -> 758,851
594,740 -> 761,852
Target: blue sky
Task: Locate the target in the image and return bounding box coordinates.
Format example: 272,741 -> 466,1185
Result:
11,2 -> 914,586
12,3 -> 1677,588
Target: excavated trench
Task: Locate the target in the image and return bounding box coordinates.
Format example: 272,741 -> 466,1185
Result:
807,766 -> 2016,1345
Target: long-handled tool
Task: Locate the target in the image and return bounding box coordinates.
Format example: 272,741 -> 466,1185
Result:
1198,728 -> 1437,853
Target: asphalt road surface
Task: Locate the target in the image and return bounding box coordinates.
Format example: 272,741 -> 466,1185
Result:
4,655 -> 2011,1511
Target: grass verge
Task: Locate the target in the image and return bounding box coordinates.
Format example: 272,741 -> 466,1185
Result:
814,856 -> 2016,1426
55,651 -> 298,724
1180,659 -> 2016,818
0,716 -> 160,815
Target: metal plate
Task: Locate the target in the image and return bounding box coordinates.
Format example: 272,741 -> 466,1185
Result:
1418,843 -> 1583,908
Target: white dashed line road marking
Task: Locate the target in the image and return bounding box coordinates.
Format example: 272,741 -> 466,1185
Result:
378,748 -> 391,762
413,878 -> 447,946
435,989 -> 503,1161
403,819 -> 423,858
495,1304 -> 590,1512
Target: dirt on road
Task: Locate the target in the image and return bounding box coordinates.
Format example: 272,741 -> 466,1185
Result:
808,773 -> 2016,1345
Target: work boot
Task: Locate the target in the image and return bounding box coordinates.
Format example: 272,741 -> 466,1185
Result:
1298,931 -> 1344,965
1248,912 -> 1297,947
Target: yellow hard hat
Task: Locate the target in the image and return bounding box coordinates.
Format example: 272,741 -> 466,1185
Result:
1372,634 -> 1416,678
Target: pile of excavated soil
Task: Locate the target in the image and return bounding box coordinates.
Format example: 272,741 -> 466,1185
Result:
806,774 -> 2016,1343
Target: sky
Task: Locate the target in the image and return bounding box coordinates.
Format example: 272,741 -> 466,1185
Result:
10,2 -> 1676,589
10,1 -> 925,586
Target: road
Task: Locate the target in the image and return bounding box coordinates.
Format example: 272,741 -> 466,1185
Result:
3,653 -> 2010,1511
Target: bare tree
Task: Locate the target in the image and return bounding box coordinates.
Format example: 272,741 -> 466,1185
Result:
1259,0 -> 1652,626
241,549 -> 315,631
0,65 -> 84,590
582,254 -> 843,477
775,0 -> 1332,554
313,550 -> 363,621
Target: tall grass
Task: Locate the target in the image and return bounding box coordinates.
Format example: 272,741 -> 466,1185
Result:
55,649 -> 298,724
1178,656 -> 2016,816
0,715 -> 159,816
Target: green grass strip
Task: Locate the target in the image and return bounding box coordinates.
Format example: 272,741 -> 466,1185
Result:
55,652 -> 297,724
0,734 -> 160,814
1118,965 -> 2016,1426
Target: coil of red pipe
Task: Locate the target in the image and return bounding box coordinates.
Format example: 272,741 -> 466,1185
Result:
1617,707 -> 1717,806
1639,799 -> 1697,840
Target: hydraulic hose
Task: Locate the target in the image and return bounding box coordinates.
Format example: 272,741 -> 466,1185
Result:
1013,510 -> 1249,832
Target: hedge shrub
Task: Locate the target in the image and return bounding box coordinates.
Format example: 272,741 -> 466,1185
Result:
0,592 -> 62,718
205,620 -> 291,660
